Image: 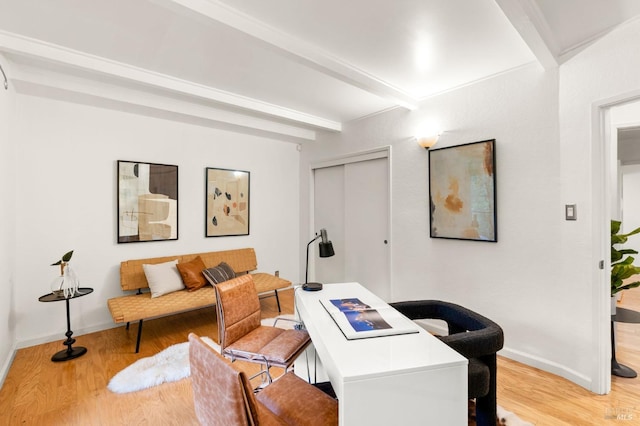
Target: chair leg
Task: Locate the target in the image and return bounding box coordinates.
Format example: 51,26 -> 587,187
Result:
475,355 -> 497,426
135,320 -> 143,353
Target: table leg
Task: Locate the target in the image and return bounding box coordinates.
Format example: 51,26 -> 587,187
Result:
611,320 -> 636,378
51,298 -> 87,362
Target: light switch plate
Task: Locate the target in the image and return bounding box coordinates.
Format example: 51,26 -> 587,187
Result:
565,204 -> 577,221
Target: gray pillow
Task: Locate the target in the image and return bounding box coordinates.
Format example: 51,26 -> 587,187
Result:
202,262 -> 236,285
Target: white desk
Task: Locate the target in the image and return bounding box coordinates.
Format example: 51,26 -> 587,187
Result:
295,282 -> 468,426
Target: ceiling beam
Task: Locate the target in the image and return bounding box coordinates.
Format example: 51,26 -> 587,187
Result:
494,0 -> 559,69
0,30 -> 341,132
162,0 -> 419,110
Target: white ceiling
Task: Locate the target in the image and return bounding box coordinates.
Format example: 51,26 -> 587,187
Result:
1,0 -> 639,138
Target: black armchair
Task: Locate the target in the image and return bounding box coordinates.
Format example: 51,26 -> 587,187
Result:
390,300 -> 504,426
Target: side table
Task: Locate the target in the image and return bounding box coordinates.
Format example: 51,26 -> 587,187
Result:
611,307 -> 640,378
38,287 -> 93,362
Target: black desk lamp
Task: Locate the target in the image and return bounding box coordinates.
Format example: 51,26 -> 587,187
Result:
304,228 -> 335,291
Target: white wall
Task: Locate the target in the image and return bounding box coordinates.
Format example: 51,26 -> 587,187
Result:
300,18 -> 640,393
7,75 -> 301,352
613,101 -> 640,232
301,63 -> 576,382
558,18 -> 640,391
0,54 -> 16,386
622,164 -> 640,255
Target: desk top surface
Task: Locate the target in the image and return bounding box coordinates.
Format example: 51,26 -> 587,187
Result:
295,282 -> 467,381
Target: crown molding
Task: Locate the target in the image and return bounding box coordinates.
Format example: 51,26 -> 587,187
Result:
0,30 -> 341,134
161,0 -> 418,110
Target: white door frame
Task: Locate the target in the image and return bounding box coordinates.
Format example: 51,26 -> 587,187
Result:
593,90 -> 640,394
309,146 -> 393,297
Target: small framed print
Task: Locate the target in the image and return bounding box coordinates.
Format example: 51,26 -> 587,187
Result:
117,160 -> 178,243
206,167 -> 250,237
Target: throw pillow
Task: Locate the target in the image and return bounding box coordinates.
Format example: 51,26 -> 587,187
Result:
202,262 -> 237,285
143,259 -> 185,298
176,256 -> 207,291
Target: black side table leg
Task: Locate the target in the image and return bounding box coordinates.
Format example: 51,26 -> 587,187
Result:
51,298 -> 87,362
611,320 -> 636,378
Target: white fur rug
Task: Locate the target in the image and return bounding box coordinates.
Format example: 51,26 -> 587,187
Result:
107,336 -> 219,393
497,405 -> 534,426
107,317 -> 292,394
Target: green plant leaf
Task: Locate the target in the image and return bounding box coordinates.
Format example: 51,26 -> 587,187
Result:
50,250 -> 74,266
611,220 -> 640,296
618,280 -> 640,292
62,250 -> 74,262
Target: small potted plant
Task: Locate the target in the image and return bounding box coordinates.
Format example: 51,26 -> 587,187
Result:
50,250 -> 79,298
611,220 -> 640,311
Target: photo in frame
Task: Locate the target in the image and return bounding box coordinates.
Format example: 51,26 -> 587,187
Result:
117,160 -> 178,243
428,139 -> 497,242
206,167 -> 250,237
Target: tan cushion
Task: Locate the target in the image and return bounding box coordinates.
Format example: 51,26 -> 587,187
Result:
176,256 -> 207,291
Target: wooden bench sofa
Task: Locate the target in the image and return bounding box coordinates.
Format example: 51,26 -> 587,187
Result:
107,247 -> 291,353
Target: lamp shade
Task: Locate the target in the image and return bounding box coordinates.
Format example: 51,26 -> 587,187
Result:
319,241 -> 334,258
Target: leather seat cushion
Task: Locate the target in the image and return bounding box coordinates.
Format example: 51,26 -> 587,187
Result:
227,327 -> 310,364
257,372 -> 338,426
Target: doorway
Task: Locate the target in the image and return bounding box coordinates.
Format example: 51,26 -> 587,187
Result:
595,97 -> 640,394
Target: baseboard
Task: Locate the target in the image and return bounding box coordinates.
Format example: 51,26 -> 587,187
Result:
414,319 -> 593,391
0,343 -> 18,390
499,347 -> 592,390
15,321 -> 120,350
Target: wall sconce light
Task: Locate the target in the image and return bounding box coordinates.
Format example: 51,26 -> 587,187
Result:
416,134 -> 440,150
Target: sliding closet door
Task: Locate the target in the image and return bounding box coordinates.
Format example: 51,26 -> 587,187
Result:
313,156 -> 390,300
312,165 -> 345,284
344,158 -> 390,299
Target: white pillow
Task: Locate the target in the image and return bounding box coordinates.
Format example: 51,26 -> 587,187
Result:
143,259 -> 185,298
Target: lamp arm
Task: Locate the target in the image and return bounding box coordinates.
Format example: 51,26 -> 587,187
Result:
305,234 -> 322,284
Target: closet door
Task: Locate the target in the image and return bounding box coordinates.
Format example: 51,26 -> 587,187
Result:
312,165 -> 345,284
313,156 -> 390,300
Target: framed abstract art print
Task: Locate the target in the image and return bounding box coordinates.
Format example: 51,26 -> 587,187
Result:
428,139 -> 496,242
117,160 -> 178,243
206,167 -> 250,237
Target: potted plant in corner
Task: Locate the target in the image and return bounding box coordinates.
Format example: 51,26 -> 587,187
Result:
611,220 -> 640,313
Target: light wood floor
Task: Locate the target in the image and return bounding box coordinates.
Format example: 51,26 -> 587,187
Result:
1,288 -> 640,425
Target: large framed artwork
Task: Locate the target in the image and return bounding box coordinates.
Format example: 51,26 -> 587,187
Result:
206,167 -> 250,237
428,139 -> 497,242
117,160 -> 178,243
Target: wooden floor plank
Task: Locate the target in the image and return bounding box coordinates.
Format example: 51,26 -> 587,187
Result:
1,288 -> 640,425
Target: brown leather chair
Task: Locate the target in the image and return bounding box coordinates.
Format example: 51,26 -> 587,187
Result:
214,274 -> 311,382
189,333 -> 338,426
